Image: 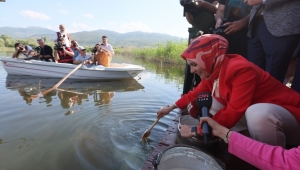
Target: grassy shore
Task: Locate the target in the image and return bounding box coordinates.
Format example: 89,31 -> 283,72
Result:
1,40 -> 188,64
0,47 -> 14,52
114,40 -> 188,64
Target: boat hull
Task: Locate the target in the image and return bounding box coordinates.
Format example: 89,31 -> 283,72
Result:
0,58 -> 144,80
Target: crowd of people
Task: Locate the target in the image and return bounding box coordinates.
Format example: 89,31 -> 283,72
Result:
181,0 -> 300,93
12,24 -> 115,67
162,0 -> 300,169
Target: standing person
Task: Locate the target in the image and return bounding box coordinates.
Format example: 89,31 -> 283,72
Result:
54,24 -> 71,47
180,0 -> 218,95
245,0 -> 300,83
181,0 -> 218,37
100,36 -> 115,56
95,36 -> 114,67
215,0 -> 251,58
180,117 -> 300,170
157,34 -> 300,148
36,38 -> 54,62
291,41 -> 300,93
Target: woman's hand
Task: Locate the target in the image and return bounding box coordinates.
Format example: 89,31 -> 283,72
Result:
156,104 -> 176,119
179,124 -> 195,138
199,117 -> 229,139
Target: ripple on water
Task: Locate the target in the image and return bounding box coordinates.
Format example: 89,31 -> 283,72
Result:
0,55 -> 184,170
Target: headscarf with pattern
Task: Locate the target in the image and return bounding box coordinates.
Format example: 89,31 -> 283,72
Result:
181,34 -> 228,80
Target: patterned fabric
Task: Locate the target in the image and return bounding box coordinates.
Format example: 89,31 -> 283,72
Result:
181,34 -> 228,80
248,1 -> 300,37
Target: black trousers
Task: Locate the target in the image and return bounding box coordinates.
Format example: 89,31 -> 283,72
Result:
248,17 -> 300,83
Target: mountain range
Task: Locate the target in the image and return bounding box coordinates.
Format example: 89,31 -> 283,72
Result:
0,26 -> 187,47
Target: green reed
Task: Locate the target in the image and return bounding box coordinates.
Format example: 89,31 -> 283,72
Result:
114,40 -> 188,64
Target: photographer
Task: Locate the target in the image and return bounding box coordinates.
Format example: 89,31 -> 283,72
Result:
53,38 -> 74,63
181,0 -> 218,38
70,40 -> 84,59
214,0 -> 251,57
73,46 -> 93,65
35,38 -> 54,62
180,0 -> 218,95
91,43 -> 100,63
92,43 -> 101,55
12,43 -> 34,58
54,24 -> 71,47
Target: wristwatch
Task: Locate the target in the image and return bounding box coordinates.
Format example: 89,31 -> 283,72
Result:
224,130 -> 231,143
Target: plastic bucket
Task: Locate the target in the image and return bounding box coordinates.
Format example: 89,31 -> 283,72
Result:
152,145 -> 225,170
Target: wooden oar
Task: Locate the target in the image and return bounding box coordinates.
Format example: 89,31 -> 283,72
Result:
31,63 -> 83,99
141,117 -> 160,141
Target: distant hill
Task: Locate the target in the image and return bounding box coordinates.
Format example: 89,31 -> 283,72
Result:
0,26 -> 55,38
0,27 -> 186,47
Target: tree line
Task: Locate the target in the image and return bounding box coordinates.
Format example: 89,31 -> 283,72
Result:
0,34 -> 54,48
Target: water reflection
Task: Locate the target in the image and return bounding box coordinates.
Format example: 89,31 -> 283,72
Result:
0,55 -> 184,170
5,75 -> 144,108
114,56 -> 186,87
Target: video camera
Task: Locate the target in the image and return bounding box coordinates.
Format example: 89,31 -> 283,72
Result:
54,38 -> 66,50
208,25 -> 228,36
72,41 -> 78,48
180,0 -> 198,13
92,47 -> 98,53
34,46 -> 41,53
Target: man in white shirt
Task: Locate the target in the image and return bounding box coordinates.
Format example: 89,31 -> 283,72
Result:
73,46 -> 93,64
100,36 -> 115,56
54,24 -> 71,47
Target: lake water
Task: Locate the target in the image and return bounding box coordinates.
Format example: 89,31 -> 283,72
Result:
0,51 -> 185,170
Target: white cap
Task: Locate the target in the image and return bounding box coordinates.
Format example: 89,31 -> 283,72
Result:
78,46 -> 86,50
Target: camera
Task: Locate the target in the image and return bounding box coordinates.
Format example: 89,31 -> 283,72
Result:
54,39 -> 66,50
92,47 -> 98,53
18,46 -> 25,51
208,25 -> 228,36
180,0 -> 198,13
34,46 -> 41,53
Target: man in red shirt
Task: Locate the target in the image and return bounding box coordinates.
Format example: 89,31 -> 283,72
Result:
54,38 -> 74,63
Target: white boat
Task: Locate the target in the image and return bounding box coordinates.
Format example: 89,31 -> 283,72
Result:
0,57 -> 145,80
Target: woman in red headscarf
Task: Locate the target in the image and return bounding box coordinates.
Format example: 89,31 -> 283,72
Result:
157,34 -> 300,147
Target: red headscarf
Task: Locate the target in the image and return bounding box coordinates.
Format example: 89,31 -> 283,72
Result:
181,34 -> 228,80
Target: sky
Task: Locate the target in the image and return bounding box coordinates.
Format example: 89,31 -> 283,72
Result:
0,0 -> 191,38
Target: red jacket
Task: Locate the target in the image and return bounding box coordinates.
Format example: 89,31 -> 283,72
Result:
57,47 -> 73,63
176,54 -> 300,128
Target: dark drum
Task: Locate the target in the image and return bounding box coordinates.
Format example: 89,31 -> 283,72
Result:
152,145 -> 225,170
177,115 -> 220,150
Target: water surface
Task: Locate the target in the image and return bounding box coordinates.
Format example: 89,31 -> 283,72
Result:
0,52 -> 185,170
